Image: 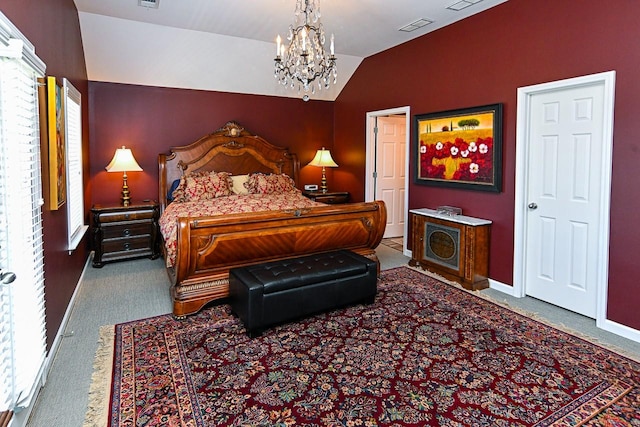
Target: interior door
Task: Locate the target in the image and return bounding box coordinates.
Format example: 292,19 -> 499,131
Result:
376,116 -> 406,238
524,82 -> 607,318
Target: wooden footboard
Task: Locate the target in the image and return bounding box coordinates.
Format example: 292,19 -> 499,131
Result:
167,201 -> 386,317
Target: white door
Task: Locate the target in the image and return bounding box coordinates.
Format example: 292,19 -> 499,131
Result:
520,76 -> 613,318
376,116 -> 406,238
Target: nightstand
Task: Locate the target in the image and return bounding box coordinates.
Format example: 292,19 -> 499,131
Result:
91,201 -> 160,268
302,190 -> 350,204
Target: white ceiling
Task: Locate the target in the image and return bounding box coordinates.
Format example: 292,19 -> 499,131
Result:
73,0 -> 508,101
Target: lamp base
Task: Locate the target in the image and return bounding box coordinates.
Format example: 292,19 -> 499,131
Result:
320,167 -> 329,193
121,173 -> 131,206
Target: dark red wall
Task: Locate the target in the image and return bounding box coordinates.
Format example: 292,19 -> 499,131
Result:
88,83 -> 334,206
334,0 -> 640,330
1,0 -> 90,349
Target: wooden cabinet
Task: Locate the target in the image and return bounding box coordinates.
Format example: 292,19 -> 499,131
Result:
302,190 -> 350,204
91,201 -> 160,267
409,208 -> 491,291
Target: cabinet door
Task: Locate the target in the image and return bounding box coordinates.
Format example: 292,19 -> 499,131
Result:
422,218 -> 466,278
410,213 -> 426,261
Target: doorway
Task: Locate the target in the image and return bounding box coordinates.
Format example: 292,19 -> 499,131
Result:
366,106 -> 410,255
513,72 -> 615,327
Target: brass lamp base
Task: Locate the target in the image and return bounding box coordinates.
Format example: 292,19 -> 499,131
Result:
121,172 -> 131,206
320,166 -> 328,193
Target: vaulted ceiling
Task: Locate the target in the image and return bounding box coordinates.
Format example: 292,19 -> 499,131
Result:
73,0 -> 508,101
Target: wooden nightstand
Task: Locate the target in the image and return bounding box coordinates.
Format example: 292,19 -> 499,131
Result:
91,201 -> 160,268
302,190 -> 350,204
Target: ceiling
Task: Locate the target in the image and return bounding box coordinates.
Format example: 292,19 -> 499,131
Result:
73,0 -> 508,101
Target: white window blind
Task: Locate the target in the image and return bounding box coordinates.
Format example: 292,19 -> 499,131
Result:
0,11 -> 47,418
63,79 -> 87,251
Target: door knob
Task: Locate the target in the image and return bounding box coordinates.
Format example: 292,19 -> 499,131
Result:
0,270 -> 16,284
528,202 -> 538,210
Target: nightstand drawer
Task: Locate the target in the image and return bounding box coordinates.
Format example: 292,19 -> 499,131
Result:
97,209 -> 156,223
102,235 -> 152,255
302,191 -> 350,204
316,194 -> 348,204
102,222 -> 154,239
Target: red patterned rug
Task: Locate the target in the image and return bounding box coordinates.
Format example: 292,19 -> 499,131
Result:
85,267 -> 639,426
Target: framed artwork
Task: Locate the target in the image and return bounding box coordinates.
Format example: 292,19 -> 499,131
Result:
414,103 -> 502,192
46,76 -> 66,210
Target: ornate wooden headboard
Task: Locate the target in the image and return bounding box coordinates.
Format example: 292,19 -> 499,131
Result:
158,121 -> 300,212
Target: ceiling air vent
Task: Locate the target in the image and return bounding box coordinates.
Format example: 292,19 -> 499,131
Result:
138,0 -> 159,9
447,0 -> 483,12
399,19 -> 433,33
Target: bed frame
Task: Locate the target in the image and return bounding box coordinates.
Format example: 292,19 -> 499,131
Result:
158,121 -> 387,318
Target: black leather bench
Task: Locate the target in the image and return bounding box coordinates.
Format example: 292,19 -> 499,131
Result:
229,250 -> 378,337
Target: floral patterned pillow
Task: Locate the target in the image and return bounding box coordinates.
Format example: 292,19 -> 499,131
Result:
171,171 -> 233,202
244,173 -> 297,195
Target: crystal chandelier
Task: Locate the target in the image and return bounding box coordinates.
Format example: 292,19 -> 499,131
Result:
274,0 -> 337,101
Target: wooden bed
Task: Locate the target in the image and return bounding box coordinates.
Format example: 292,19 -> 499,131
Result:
158,121 -> 387,318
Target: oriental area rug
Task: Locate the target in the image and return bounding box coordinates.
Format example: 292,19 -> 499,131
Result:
84,267 -> 640,426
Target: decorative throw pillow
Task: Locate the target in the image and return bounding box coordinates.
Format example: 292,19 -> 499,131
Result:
167,179 -> 182,202
245,173 -> 296,194
170,176 -> 187,202
172,171 -> 233,202
230,174 -> 250,195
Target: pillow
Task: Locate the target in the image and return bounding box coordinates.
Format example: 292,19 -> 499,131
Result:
167,179 -> 181,202
230,174 -> 250,195
245,173 -> 296,195
172,171 -> 233,202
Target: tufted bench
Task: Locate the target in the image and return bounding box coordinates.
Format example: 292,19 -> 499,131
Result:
229,250 -> 378,337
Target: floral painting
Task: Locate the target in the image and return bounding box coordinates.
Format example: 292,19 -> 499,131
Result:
415,104 -> 502,192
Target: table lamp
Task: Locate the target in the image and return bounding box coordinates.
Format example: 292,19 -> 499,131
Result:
308,147 -> 338,193
105,146 -> 143,206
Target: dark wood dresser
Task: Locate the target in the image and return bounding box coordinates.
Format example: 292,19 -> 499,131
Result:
91,201 -> 160,267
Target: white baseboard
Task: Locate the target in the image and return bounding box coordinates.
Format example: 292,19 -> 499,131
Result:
598,318 -> 640,344
489,278 -> 517,296
44,254 -> 92,380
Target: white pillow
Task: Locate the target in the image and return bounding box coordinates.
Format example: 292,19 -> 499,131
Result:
231,174 -> 250,195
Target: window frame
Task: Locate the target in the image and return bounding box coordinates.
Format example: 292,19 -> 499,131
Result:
63,78 -> 87,252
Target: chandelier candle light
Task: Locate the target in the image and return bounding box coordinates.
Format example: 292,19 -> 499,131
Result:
308,147 -> 338,193
105,146 -> 143,206
274,0 -> 337,101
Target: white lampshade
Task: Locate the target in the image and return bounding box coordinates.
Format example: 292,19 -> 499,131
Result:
307,147 -> 338,193
105,146 -> 143,173
105,146 -> 143,206
308,148 -> 338,168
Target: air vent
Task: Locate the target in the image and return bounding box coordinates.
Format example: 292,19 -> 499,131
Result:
138,0 -> 159,9
447,0 -> 483,11
399,19 -> 433,33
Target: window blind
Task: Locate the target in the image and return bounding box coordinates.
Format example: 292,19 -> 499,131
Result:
63,79 -> 87,251
0,11 -> 47,417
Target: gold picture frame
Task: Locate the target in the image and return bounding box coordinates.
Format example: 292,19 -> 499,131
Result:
45,76 -> 66,210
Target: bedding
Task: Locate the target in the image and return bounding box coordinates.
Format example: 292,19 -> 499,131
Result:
159,188 -> 322,268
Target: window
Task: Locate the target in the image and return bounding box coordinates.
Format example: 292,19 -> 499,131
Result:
63,79 -> 87,251
0,10 -> 47,421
